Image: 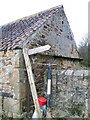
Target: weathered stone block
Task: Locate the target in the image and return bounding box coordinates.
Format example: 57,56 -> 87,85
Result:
0,51 -> 4,57
10,50 -> 20,68
0,58 -> 4,68
4,111 -> 13,118
19,69 -> 27,83
74,70 -> 88,76
9,68 -> 20,83
0,50 -> 20,68
14,54 -> 20,68
20,83 -> 26,100
4,98 -> 20,114
0,96 -> 2,107
13,113 -> 21,118
13,83 -> 20,99
18,50 -> 25,68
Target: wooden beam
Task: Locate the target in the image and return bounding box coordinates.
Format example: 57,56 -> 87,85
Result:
23,48 -> 42,118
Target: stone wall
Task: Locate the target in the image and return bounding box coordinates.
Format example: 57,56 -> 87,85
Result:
50,69 -> 88,118
27,6 -> 79,59
0,50 -> 88,118
0,50 -> 27,118
29,55 -> 88,118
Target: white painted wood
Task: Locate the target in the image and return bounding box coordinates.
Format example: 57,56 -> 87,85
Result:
47,79 -> 51,95
28,45 -> 51,55
32,110 -> 41,118
23,48 -> 42,118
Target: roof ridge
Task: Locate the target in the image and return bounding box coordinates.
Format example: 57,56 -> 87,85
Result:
0,5 -> 63,27
12,5 -> 62,49
19,5 -> 63,21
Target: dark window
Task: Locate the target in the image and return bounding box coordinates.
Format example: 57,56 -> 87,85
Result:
67,35 -> 69,39
71,44 -> 74,52
41,34 -> 45,38
46,24 -> 49,26
38,40 -> 45,46
44,25 -> 47,29
60,29 -> 63,32
62,21 -> 64,24
70,36 -> 73,40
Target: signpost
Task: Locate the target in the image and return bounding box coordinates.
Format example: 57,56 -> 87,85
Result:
28,45 -> 51,55
23,45 -> 51,118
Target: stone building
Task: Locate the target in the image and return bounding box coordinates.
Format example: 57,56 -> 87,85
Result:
0,5 -> 88,118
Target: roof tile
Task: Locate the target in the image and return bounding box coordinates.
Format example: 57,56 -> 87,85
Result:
0,5 -> 63,51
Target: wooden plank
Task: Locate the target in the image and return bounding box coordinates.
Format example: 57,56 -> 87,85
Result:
23,48 -> 42,118
28,45 -> 51,55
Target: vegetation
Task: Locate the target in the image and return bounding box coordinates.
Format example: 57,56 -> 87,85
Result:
78,35 -> 89,67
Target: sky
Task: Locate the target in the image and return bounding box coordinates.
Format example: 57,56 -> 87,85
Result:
0,0 -> 88,46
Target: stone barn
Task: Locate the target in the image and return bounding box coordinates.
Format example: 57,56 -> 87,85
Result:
0,5 -> 88,118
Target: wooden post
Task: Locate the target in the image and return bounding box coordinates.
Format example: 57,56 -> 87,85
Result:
23,48 -> 42,118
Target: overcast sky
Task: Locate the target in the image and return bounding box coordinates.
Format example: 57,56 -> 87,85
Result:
0,0 -> 88,46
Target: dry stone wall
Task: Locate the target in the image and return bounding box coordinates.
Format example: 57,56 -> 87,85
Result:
50,69 -> 88,118
30,55 -> 88,118
0,50 -> 88,119
0,50 -> 27,118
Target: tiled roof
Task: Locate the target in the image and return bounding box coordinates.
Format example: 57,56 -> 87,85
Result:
0,5 -> 62,51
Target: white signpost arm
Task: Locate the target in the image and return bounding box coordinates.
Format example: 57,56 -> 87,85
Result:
23,45 -> 51,118
28,45 -> 51,55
